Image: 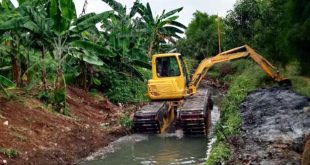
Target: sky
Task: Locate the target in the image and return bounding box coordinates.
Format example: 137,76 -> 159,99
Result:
8,0 -> 236,26
75,0 -> 236,26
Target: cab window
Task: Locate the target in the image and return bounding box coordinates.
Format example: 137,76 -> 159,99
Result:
156,56 -> 180,77
180,56 -> 190,86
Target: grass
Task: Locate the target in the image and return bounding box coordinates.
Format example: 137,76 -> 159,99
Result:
119,114 -> 133,128
206,60 -> 310,165
206,61 -> 270,165
285,61 -> 310,97
290,76 -> 310,97
0,147 -> 19,158
118,105 -> 137,129
206,141 -> 230,165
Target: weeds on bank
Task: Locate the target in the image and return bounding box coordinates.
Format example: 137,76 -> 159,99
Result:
119,114 -> 134,129
206,62 -> 267,165
285,61 -> 310,97
0,148 -> 19,158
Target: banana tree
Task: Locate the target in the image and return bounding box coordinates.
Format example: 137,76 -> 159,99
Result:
99,0 -> 151,78
0,0 -> 50,87
69,11 -> 114,91
19,3 -> 54,91
0,0 -> 23,87
46,0 -> 110,112
133,2 -> 186,56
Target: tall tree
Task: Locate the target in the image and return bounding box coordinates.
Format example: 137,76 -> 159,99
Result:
224,0 -> 260,48
287,0 -> 310,75
177,12 -> 222,60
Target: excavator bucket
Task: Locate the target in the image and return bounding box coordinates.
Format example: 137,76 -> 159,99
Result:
278,78 -> 292,87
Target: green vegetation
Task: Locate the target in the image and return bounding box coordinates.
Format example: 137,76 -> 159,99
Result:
179,4 -> 309,163
183,57 -> 198,77
0,0 -> 308,162
119,114 -> 134,129
0,0 -> 185,112
0,147 -> 19,158
206,141 -> 230,165
206,62 -> 310,165
206,62 -> 270,165
290,76 -> 310,97
177,12 -> 223,60
285,62 -> 310,97
178,0 -> 310,76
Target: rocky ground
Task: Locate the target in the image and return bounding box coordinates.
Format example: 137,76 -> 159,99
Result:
228,87 -> 310,165
0,87 -> 131,165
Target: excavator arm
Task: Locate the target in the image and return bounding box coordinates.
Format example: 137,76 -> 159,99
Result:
188,45 -> 290,95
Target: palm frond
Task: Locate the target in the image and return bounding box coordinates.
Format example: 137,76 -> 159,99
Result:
101,0 -> 125,15
169,20 -> 187,29
162,26 -> 184,34
0,16 -> 30,30
1,0 -> 15,10
81,50 -> 104,66
70,40 -> 114,57
130,59 -> 151,69
75,11 -> 114,32
121,63 -> 145,81
159,7 -> 183,20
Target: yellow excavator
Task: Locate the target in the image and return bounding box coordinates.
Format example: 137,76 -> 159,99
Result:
133,45 -> 290,135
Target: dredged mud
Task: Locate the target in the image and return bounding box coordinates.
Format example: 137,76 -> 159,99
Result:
228,87 -> 310,165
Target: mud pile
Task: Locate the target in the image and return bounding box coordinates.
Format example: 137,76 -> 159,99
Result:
229,87 -> 310,165
0,86 -> 127,165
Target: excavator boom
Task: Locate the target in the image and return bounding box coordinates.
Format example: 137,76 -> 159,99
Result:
189,45 -> 290,94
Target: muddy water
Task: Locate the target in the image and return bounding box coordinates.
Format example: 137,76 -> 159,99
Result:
80,87 -> 223,165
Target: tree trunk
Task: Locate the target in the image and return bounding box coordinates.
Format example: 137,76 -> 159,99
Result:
87,64 -> 94,91
11,54 -> 21,87
41,47 -> 47,91
6,39 -> 21,87
148,40 -> 154,57
54,65 -> 66,113
80,60 -> 88,91
55,66 -> 63,90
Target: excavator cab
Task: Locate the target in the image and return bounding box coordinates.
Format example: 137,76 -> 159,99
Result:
147,53 -> 189,100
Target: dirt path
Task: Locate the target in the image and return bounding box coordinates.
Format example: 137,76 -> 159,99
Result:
0,87 -> 129,165
228,87 -> 310,165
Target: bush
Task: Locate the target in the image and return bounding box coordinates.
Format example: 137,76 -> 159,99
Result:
105,78 -> 148,103
98,68 -> 150,104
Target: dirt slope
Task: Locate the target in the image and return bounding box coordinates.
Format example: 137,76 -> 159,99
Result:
228,87 -> 310,165
0,87 -> 127,165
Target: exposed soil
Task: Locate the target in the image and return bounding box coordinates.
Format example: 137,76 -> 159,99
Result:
228,87 -> 310,165
201,77 -> 228,92
0,87 -> 129,165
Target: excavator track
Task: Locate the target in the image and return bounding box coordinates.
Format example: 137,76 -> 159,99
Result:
177,89 -> 212,136
133,102 -> 165,133
134,89 -> 213,136
134,101 -> 177,134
